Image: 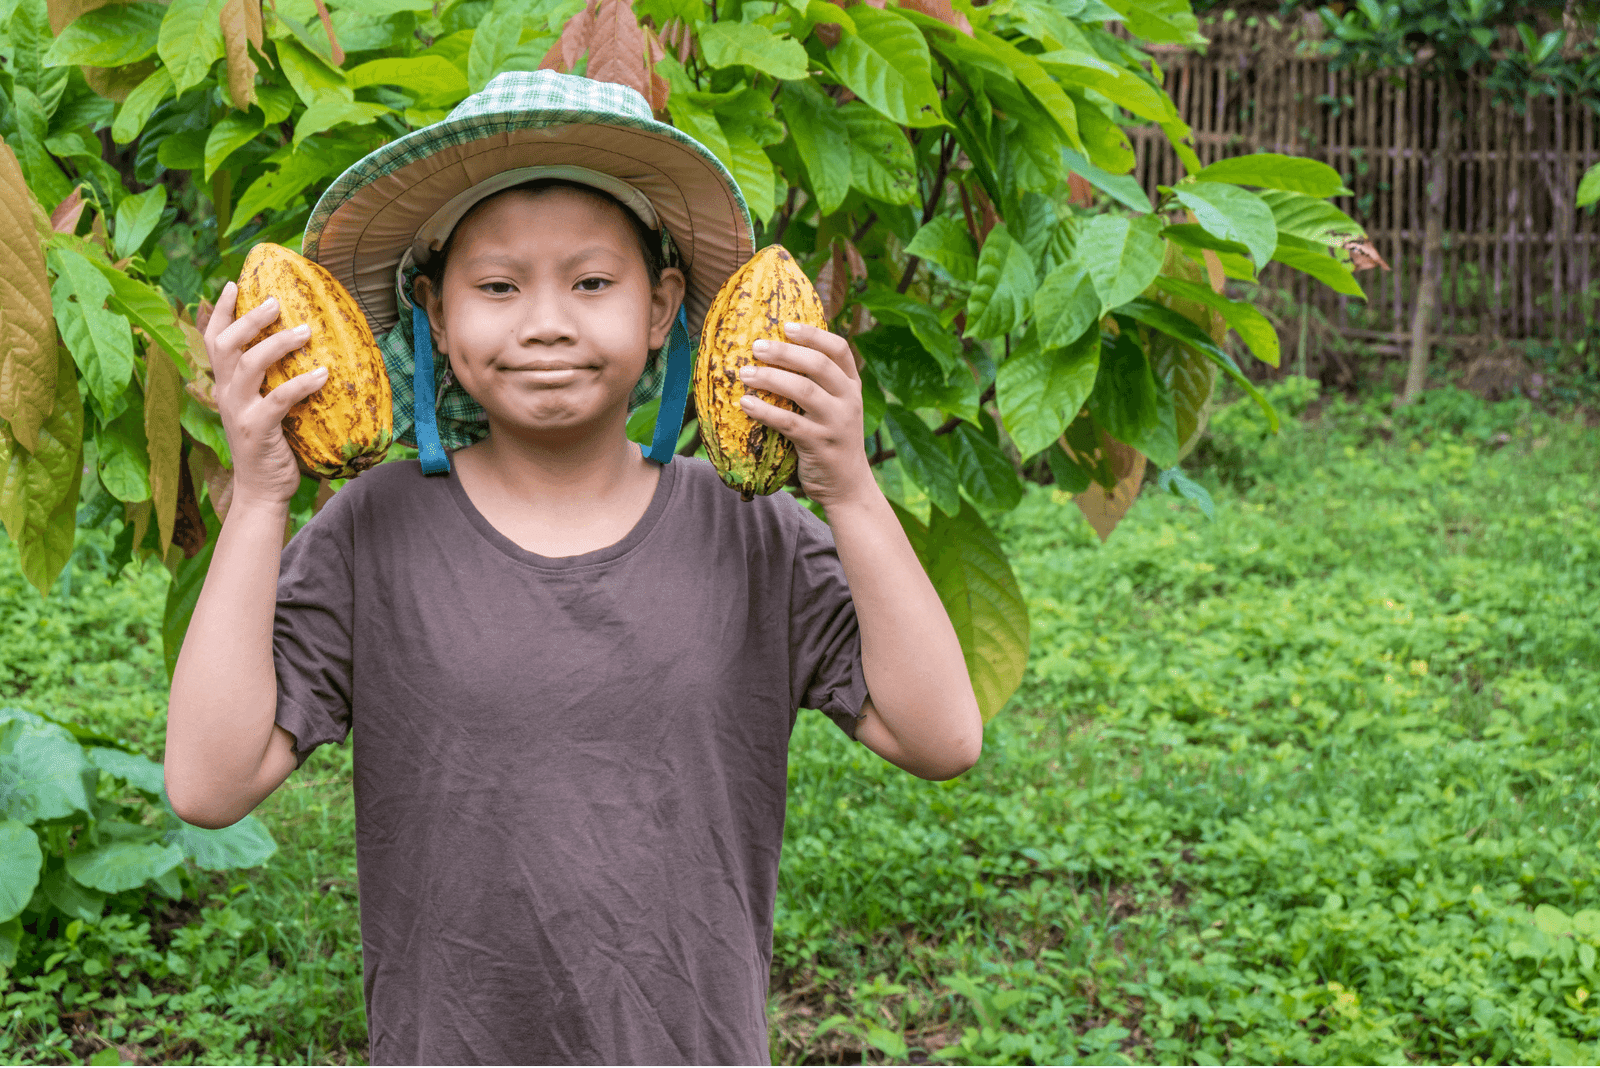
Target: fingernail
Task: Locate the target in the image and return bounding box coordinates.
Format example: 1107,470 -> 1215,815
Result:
783,322 -> 802,335
739,366 -> 754,381
314,366 -> 328,376
753,339 -> 769,354
264,297 -> 279,310
297,323 -> 312,335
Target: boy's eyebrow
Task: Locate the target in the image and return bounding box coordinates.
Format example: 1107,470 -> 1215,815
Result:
458,246 -> 630,270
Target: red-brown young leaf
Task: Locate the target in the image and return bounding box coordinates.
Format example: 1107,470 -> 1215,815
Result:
171,447 -> 207,558
588,0 -> 652,98
310,0 -> 344,65
553,0 -> 599,73
842,238 -> 866,282
1066,171 -> 1095,207
899,0 -> 971,33
814,22 -> 841,47
50,188 -> 85,234
643,26 -> 670,112
1344,237 -> 1391,272
815,242 -> 848,321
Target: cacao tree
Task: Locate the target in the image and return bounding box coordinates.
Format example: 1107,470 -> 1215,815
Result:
0,0 -> 1368,723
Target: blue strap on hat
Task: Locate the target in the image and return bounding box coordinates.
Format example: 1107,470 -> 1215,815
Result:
411,303 -> 451,475
643,306 -> 693,465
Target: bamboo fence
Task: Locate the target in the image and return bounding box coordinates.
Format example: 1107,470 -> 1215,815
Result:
1127,18 -> 1600,354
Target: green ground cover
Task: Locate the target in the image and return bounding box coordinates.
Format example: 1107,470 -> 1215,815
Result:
1,384 -> 1596,1065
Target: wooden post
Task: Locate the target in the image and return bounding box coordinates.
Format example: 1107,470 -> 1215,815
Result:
1399,77 -> 1459,406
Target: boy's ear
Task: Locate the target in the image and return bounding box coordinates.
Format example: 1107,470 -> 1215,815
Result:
648,267 -> 688,350
411,274 -> 449,355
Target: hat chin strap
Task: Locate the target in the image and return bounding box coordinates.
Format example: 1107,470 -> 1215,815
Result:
409,304 -> 692,473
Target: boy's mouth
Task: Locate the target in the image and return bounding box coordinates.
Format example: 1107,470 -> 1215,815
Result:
500,362 -> 596,383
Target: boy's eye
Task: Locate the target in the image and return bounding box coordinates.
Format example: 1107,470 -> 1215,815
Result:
575,277 -> 610,293
480,282 -> 515,296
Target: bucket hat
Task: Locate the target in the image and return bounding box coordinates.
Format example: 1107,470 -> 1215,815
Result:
301,70 -> 755,474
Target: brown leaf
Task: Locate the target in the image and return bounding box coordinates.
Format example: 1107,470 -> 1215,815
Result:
0,140 -> 59,453
50,188 -> 85,234
84,60 -> 156,103
971,184 -> 1001,244
1066,171 -> 1095,208
311,478 -> 336,515
145,345 -> 184,557
814,22 -> 841,48
642,27 -> 671,112
310,0 -> 343,66
171,448 -> 207,558
1071,431 -> 1146,542
850,301 -> 875,338
815,242 -> 848,321
1344,237 -> 1390,272
124,499 -> 151,556
220,0 -> 264,111
897,0 -> 972,33
545,0 -> 599,73
196,441 -> 234,524
587,0 -> 652,99
842,238 -> 866,282
194,299 -> 216,337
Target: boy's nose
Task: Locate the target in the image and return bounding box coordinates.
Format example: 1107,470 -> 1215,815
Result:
515,290 -> 577,345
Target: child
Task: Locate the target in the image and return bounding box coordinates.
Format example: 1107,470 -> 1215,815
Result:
164,71 -> 981,1065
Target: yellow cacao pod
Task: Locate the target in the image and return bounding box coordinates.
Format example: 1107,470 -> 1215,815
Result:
693,245 -> 829,500
235,242 -> 394,480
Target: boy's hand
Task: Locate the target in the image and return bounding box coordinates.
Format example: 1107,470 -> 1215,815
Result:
206,280 -> 328,508
737,322 -> 875,510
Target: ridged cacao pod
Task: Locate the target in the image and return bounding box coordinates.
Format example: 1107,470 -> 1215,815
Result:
235,243 -> 394,480
694,245 -> 829,500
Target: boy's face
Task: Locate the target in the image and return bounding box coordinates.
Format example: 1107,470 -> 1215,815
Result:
415,188 -> 684,443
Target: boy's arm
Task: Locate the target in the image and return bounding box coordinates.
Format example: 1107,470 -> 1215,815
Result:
736,323 -> 983,780
165,282 -> 329,827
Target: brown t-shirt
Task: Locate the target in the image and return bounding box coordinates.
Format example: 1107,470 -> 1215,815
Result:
271,456 -> 867,1066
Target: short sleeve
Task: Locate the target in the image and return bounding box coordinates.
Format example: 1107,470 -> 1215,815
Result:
788,502 -> 870,738
273,497 -> 357,768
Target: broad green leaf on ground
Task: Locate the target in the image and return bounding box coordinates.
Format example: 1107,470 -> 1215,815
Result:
1060,147 -> 1152,213
906,216 -> 979,283
1581,161 -> 1600,208
347,56 -> 469,103
157,0 -> 228,93
1258,189 -> 1364,246
1078,213 -> 1164,312
892,499 -> 1029,722
1194,153 -> 1351,197
204,110 -> 266,180
44,2 -> 164,67
146,340 -> 183,556
49,248 -> 134,413
0,822 -> 41,924
1089,327 -> 1177,469
841,103 -> 918,206
829,5 -> 943,128
168,814 -> 278,870
275,37 -> 352,105
0,716 -> 93,823
1118,296 -> 1279,430
1153,276 -> 1280,367
0,348 -> 82,596
228,137 -> 373,235
66,841 -> 185,894
997,327 -> 1099,459
700,20 -> 808,79
1034,262 -> 1101,348
0,143 -> 57,452
40,863 -> 105,924
1098,0 -> 1205,45
944,423 -> 1023,511
965,225 -> 1036,339
882,404 -> 961,516
1272,244 -> 1364,297
974,29 -> 1081,149
725,130 -> 778,223
1172,182 -> 1277,270
857,326 -> 977,421
294,97 -> 392,147
112,185 -> 167,259
778,80 -> 851,215
858,289 -> 963,374
111,66 -> 174,143
86,747 -> 167,796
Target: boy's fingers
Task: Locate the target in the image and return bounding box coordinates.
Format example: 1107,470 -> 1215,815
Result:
781,322 -> 858,381
232,326 -> 310,400
262,367 -> 328,421
738,393 -> 808,438
214,297 -> 282,359
741,365 -> 829,414
206,282 -> 238,346
752,338 -> 851,397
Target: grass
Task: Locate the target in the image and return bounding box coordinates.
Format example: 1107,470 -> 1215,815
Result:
1,384 -> 1597,1065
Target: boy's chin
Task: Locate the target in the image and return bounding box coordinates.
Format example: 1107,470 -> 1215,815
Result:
481,395 -> 630,442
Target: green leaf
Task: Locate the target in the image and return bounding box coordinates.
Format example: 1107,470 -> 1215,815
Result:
66,841 -> 184,894
40,861 -> 106,923
97,407 -> 152,503
666,93 -> 732,173
348,56 -> 469,104
829,5 -> 943,128
1036,49 -> 1175,124
1098,0 -> 1205,45
973,29 -> 1080,150
1272,244 -> 1364,297
1152,276 -> 1280,367
1257,189 -> 1363,247
466,2 -> 524,93
906,216 -> 978,283
112,186 -> 167,260
204,110 -> 265,180
1033,263 -> 1101,349
1078,213 -> 1165,312
158,0 -> 229,94
1580,161 -> 1600,208
1157,466 -> 1214,518
0,822 -> 42,924
1194,153 -> 1351,196
882,404 -> 961,516
228,137 -> 373,236
725,130 -> 778,224
1146,328 -> 1215,457
86,747 -> 166,797
779,81 -> 851,215
1172,182 -> 1277,271
0,716 -> 94,823
1060,147 -> 1152,213
293,97 -> 392,148
0,349 -> 84,596
111,66 -> 174,144
1117,296 -> 1278,431
857,326 -> 976,421
44,2 -> 165,67
894,499 -> 1029,722
996,327 -> 1099,459
167,813 -> 277,870
95,265 -> 192,379
700,21 -> 808,79
858,290 -> 963,376
944,423 -> 1022,511
841,103 -> 918,206
964,225 -> 1035,340
1089,326 -> 1176,468
275,38 -> 352,106
49,248 -> 134,414
1045,440 -> 1092,493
